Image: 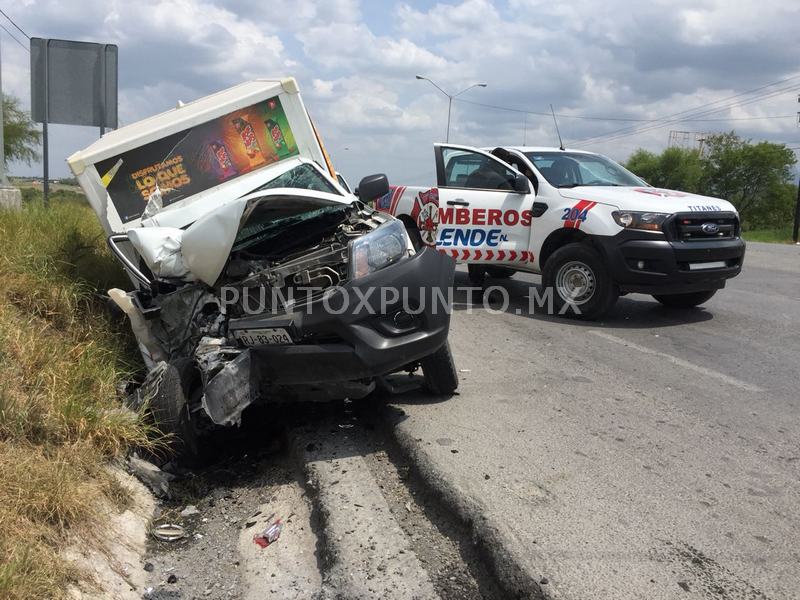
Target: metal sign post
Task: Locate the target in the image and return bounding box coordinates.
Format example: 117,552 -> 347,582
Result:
30,38 -> 118,205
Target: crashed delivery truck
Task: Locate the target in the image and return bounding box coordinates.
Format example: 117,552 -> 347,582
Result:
68,78 -> 457,452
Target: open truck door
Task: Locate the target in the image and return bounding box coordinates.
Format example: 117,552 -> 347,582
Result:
433,144 -> 535,264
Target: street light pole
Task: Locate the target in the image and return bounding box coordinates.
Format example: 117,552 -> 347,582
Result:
415,76 -> 487,143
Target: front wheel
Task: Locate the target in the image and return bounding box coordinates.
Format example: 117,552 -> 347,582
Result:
542,243 -> 619,320
653,290 -> 717,308
420,342 -> 459,396
150,359 -> 203,462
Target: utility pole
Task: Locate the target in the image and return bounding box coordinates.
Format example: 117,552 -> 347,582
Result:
415,76 -> 487,143
794,94 -> 800,243
793,179 -> 799,243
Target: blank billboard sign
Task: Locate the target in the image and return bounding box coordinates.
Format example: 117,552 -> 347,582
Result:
30,38 -> 118,129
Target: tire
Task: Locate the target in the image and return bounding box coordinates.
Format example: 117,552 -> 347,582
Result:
486,266 -> 515,279
542,242 -> 619,320
467,264 -> 486,286
405,223 -> 424,251
420,342 -> 459,396
653,290 -> 717,308
151,359 -> 202,462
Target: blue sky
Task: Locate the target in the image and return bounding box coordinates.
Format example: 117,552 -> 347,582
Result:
2,0 -> 799,185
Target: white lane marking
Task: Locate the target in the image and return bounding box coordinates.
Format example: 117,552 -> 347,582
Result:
588,330 -> 764,393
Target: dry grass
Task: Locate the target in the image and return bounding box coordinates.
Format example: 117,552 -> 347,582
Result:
0,194 -> 157,599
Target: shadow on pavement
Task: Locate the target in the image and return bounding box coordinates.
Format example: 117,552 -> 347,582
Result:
451,271 -> 715,330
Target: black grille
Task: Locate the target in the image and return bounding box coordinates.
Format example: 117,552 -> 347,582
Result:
672,212 -> 739,241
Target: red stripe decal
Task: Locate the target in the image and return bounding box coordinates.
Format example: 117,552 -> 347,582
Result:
573,201 -> 597,230
462,249 -> 470,260
450,249 -> 459,259
497,250 -> 506,260
509,250 -> 517,261
486,249 -> 494,260
563,199 -> 591,229
388,186 -> 406,215
474,249 -> 482,260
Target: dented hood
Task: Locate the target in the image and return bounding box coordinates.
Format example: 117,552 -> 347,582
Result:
558,186 -> 737,214
130,189 -> 350,286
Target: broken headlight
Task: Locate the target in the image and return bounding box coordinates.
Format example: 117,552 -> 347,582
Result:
612,211 -> 668,232
349,219 -> 409,279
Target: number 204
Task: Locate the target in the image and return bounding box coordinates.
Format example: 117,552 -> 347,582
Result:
561,207 -> 589,221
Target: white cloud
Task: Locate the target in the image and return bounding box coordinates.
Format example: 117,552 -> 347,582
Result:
2,0 -> 798,181
297,23 -> 452,78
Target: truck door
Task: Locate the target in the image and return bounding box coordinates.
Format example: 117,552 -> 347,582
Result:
434,144 -> 535,265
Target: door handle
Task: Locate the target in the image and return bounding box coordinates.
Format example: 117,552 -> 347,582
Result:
531,202 -> 548,217
447,199 -> 470,207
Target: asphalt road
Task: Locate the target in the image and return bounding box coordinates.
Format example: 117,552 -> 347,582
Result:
387,241 -> 800,599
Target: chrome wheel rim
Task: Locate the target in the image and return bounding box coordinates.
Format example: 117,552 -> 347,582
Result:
555,261 -> 596,305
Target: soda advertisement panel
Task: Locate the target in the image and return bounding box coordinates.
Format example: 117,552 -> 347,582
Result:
95,96 -> 299,223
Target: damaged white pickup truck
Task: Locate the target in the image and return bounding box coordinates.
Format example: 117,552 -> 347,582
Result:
68,79 -> 457,456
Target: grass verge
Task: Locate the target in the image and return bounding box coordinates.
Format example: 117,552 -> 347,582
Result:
0,193 -> 156,599
742,227 -> 796,243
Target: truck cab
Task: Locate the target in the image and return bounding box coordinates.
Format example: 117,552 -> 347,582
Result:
381,144 -> 746,319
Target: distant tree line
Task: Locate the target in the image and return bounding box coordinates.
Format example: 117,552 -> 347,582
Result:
625,133 -> 798,230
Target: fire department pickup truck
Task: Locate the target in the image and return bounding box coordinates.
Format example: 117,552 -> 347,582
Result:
373,144 -> 746,319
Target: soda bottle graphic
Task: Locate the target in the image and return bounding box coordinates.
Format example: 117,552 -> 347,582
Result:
231,116 -> 263,162
265,118 -> 291,159
209,141 -> 236,179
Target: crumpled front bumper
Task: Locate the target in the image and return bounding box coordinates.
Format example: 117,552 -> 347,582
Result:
227,247 -> 455,385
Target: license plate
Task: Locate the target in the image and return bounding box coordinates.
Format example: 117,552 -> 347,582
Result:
234,328 -> 293,346
688,261 -> 726,271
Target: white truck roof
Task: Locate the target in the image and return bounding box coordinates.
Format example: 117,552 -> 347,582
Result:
488,146 -> 599,155
68,78 -> 333,233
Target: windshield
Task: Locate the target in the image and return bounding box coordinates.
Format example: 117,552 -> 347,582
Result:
524,152 -> 645,188
251,163 -> 340,195
233,201 -> 350,254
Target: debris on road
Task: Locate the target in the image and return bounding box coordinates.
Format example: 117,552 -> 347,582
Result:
128,454 -> 174,499
180,505 -> 200,517
253,518 -> 283,548
152,523 -> 187,542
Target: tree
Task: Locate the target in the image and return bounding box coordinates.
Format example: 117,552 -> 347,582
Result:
625,133 -> 797,229
626,146 -> 704,192
3,93 -> 41,166
700,133 -> 796,226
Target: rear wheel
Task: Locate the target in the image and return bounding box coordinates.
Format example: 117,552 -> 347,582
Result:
542,243 -> 619,320
653,290 -> 717,308
420,342 -> 459,396
467,264 -> 486,286
151,359 -> 202,462
486,266 -> 515,279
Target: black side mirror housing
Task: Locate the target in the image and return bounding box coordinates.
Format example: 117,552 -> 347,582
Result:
357,174 -> 390,203
513,172 -> 530,194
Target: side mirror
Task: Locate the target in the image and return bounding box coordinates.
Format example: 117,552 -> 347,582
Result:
513,172 -> 530,194
357,173 -> 390,202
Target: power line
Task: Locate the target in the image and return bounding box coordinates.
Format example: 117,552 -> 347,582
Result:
456,97 -> 793,122
453,97 -> 794,123
575,74 -> 800,143
575,82 -> 800,146
573,74 -> 800,145
0,22 -> 28,51
0,8 -> 30,39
